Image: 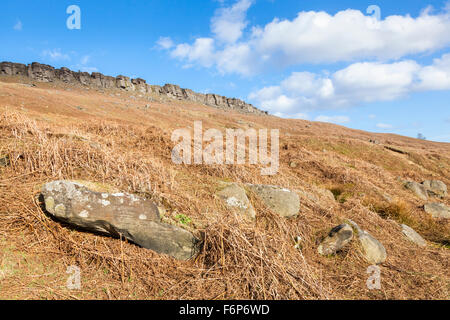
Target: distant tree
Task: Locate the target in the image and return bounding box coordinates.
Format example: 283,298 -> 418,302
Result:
417,133 -> 426,140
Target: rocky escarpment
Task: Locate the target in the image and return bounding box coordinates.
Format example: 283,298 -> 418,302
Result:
0,61 -> 267,115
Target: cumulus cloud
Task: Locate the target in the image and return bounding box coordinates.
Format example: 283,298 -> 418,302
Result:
211,0 -> 253,43
248,53 -> 450,116
158,1 -> 450,75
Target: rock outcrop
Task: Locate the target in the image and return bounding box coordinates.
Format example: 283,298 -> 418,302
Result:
41,181 -> 200,260
0,61 -> 267,115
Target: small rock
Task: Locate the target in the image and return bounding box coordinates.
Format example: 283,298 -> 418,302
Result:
0,155 -> 10,167
424,203 -> 450,219
422,180 -> 447,198
247,184 -> 300,218
318,224 -> 353,256
216,182 -> 256,220
41,181 -> 200,260
289,161 -> 298,168
404,181 -> 428,201
401,224 -> 426,247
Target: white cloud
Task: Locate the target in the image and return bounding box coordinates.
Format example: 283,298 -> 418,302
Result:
211,0 -> 253,43
13,20 -> 22,31
248,53 -> 450,117
376,123 -> 394,129
171,38 -> 216,68
42,49 -> 71,61
156,37 -> 175,50
158,2 -> 450,75
315,115 -> 350,124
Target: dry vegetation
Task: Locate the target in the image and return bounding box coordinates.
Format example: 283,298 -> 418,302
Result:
0,78 -> 449,300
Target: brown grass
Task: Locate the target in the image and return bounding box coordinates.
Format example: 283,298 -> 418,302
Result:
0,79 -> 449,300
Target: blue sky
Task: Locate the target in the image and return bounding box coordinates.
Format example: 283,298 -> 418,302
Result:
1,0 -> 450,142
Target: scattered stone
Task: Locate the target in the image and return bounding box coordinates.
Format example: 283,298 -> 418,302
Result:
347,220 -> 387,264
41,181 -> 199,260
320,189 -> 336,202
247,184 -> 300,218
422,180 -> 447,198
216,182 -> 256,220
318,224 -> 353,256
0,155 -> 10,167
404,181 -> 428,201
289,161 -> 298,168
401,224 -> 426,247
424,203 -> 450,219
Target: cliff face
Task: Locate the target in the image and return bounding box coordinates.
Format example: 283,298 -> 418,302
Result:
0,61 -> 267,115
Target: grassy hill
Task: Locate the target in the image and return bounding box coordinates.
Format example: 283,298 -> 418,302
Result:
0,77 -> 448,300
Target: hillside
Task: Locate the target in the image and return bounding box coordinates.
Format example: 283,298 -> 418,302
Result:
0,75 -> 449,300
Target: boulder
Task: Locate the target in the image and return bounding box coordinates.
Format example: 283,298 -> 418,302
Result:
404,181 -> 428,201
348,220 -> 386,264
401,224 -> 426,247
216,183 -> 256,220
247,184 -> 299,218
358,232 -> 387,264
424,203 -> 450,219
41,181 -> 199,260
318,224 -> 353,256
422,180 -> 447,198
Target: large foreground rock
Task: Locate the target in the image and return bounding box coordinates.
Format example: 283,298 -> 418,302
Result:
318,224 -> 353,256
41,181 -> 199,260
216,182 -> 256,220
422,180 -> 447,198
247,184 -> 300,218
424,203 -> 450,219
401,224 -> 426,247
